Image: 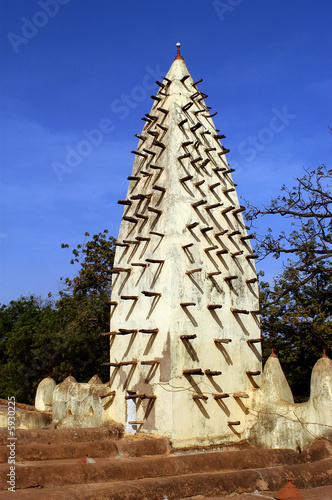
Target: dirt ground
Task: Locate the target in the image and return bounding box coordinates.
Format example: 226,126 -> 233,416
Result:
180,485 -> 332,499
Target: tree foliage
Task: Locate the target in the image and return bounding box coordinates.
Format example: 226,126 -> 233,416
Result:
246,165 -> 332,399
246,165 -> 331,309
0,231 -> 116,404
60,229 -> 116,296
259,269 -> 332,400
0,296 -> 59,403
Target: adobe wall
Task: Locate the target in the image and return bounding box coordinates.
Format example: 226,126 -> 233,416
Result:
249,352 -> 332,450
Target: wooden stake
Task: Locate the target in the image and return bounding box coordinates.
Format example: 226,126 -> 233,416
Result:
231,309 -> 249,314
240,234 -> 254,241
233,206 -> 246,215
216,249 -> 228,255
228,230 -> 241,237
218,149 -> 230,157
190,123 -> 202,132
119,360 -> 138,366
214,393 -> 229,399
148,207 -> 162,215
205,203 -> 223,210
100,391 -> 116,399
186,222 -> 199,229
186,268 -> 202,275
183,368 -> 204,375
131,150 -> 147,158
180,175 -> 193,183
221,206 -> 235,214
123,216 -> 138,224
135,236 -> 151,242
181,74 -> 190,83
231,251 -> 243,257
118,199 -> 132,205
192,200 -> 207,208
192,78 -> 203,86
157,107 -> 168,115
204,246 -> 218,253
135,133 -> 147,141
150,231 -> 165,237
193,394 -> 208,400
182,102 -> 193,111
139,328 -> 159,334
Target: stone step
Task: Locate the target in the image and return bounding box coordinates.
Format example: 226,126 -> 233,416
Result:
0,425 -> 123,446
0,436 -> 169,462
1,459 -> 331,500
0,448 -> 302,490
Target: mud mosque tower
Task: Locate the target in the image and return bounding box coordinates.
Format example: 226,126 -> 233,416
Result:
103,43 -> 262,448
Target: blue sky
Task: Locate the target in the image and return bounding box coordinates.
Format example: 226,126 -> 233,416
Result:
1,0 -> 331,305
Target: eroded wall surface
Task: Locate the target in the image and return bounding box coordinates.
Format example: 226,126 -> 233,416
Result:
249,353 -> 332,450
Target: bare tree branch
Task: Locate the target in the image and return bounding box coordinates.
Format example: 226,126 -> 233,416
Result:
245,165 -> 332,308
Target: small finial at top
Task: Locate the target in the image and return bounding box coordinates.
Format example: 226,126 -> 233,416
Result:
175,42 -> 184,60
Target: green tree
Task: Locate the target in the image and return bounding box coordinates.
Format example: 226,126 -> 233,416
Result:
0,296 -> 60,404
246,165 -> 332,399
259,268 -> 332,400
0,231 -> 116,404
55,229 -> 117,384
60,229 -> 116,296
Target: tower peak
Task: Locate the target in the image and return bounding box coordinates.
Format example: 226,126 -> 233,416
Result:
174,42 -> 184,61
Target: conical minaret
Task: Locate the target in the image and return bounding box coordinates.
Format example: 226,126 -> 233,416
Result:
104,44 -> 262,448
